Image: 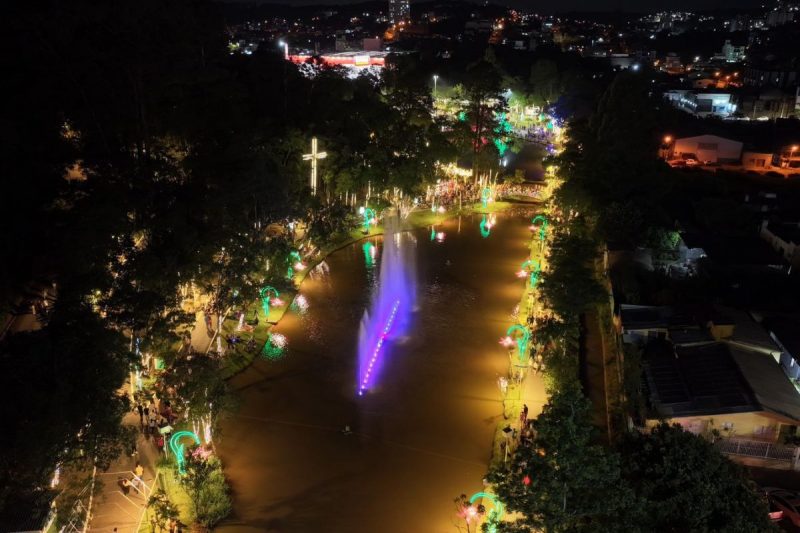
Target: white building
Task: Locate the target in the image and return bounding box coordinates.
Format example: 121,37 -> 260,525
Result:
663,90 -> 737,118
672,134 -> 743,163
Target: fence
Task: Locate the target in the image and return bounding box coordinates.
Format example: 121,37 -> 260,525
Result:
715,437 -> 800,467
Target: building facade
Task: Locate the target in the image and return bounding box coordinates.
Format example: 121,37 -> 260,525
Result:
388,0 -> 410,24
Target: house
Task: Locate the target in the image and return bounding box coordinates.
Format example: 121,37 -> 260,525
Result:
764,317 -> 800,381
760,221 -> 800,267
773,145 -> 800,170
742,150 -> 774,170
672,134 -> 743,164
643,341 -> 800,442
619,304 -> 670,344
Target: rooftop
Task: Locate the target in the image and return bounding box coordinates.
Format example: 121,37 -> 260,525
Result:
644,341 -> 800,422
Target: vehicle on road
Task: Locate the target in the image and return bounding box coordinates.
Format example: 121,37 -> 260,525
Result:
765,487 -> 800,525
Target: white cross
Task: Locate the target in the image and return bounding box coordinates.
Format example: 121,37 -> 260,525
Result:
302,137 -> 327,196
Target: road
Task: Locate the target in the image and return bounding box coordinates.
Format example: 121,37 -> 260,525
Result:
215,211 -> 536,533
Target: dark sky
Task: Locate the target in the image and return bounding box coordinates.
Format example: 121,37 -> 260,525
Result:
225,0 -> 767,12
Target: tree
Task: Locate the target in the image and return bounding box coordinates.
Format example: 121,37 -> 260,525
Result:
488,381 -> 635,532
539,231 -> 607,319
529,59 -> 561,106
618,423 -> 778,532
0,299 -> 133,512
182,454 -> 231,529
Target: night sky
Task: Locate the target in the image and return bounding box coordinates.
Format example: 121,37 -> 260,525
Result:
225,0 -> 768,13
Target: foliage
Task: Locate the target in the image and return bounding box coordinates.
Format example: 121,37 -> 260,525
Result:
182,454 -> 232,529
618,423 -> 778,532
539,231 -> 607,318
488,381 -> 635,532
158,352 -> 235,429
148,489 -> 180,533
0,299 -> 133,511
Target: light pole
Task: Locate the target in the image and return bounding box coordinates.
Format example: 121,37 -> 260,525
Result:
790,145 -> 799,167
433,74 -> 439,98
662,135 -> 673,160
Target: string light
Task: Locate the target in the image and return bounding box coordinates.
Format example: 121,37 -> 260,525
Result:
358,300 -> 400,396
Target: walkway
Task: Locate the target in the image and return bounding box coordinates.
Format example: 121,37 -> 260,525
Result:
87,413 -> 161,533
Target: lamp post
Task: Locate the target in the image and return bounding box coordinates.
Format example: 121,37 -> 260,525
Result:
433,74 -> 439,98
662,135 -> 673,160
790,145 -> 799,167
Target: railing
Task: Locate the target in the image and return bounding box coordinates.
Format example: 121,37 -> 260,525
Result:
715,437 -> 799,464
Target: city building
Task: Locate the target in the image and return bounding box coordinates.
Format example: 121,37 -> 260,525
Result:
388,0 -> 410,25
663,90 -> 737,118
773,144 -> 800,168
671,135 -> 743,163
721,40 -> 746,63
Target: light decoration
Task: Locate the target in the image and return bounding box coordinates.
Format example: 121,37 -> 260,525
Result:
469,492 -> 504,533
437,161 -> 472,179
262,332 -> 288,360
506,324 -> 531,362
169,431 -> 201,475
358,300 -> 400,396
481,187 -> 492,209
531,215 -> 548,243
519,259 -> 541,288
259,286 -> 280,318
360,207 -> 378,232
436,232 -> 446,242
302,137 -> 327,196
287,251 -> 304,279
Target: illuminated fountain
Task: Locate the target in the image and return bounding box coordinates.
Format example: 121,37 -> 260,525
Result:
357,214 -> 416,395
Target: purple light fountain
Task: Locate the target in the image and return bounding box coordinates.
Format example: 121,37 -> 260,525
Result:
357,214 -> 416,395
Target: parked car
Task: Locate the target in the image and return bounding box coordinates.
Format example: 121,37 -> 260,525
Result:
668,159 -> 686,167
684,158 -> 700,166
764,487 -> 800,525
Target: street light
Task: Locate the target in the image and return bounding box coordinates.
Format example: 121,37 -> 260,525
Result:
278,40 -> 288,60
433,74 -> 439,98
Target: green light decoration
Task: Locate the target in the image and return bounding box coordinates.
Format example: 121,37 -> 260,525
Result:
430,226 -> 436,241
481,187 -> 492,209
286,251 -> 303,280
493,138 -> 508,156
259,286 -> 279,318
520,259 -> 542,288
362,208 -> 377,232
261,332 -> 287,360
458,111 -> 467,122
469,492 -> 505,533
480,215 -> 491,238
531,215 -> 548,243
506,324 -> 531,362
546,121 -> 554,130
169,431 -> 201,475
362,242 -> 376,268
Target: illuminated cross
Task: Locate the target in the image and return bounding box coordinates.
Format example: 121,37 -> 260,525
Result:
302,137 -> 327,196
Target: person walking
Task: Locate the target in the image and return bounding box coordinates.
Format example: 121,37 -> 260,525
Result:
136,403 -> 144,425
134,463 -> 144,489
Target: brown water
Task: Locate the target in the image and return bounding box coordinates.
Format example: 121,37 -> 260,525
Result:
217,211 -> 535,533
